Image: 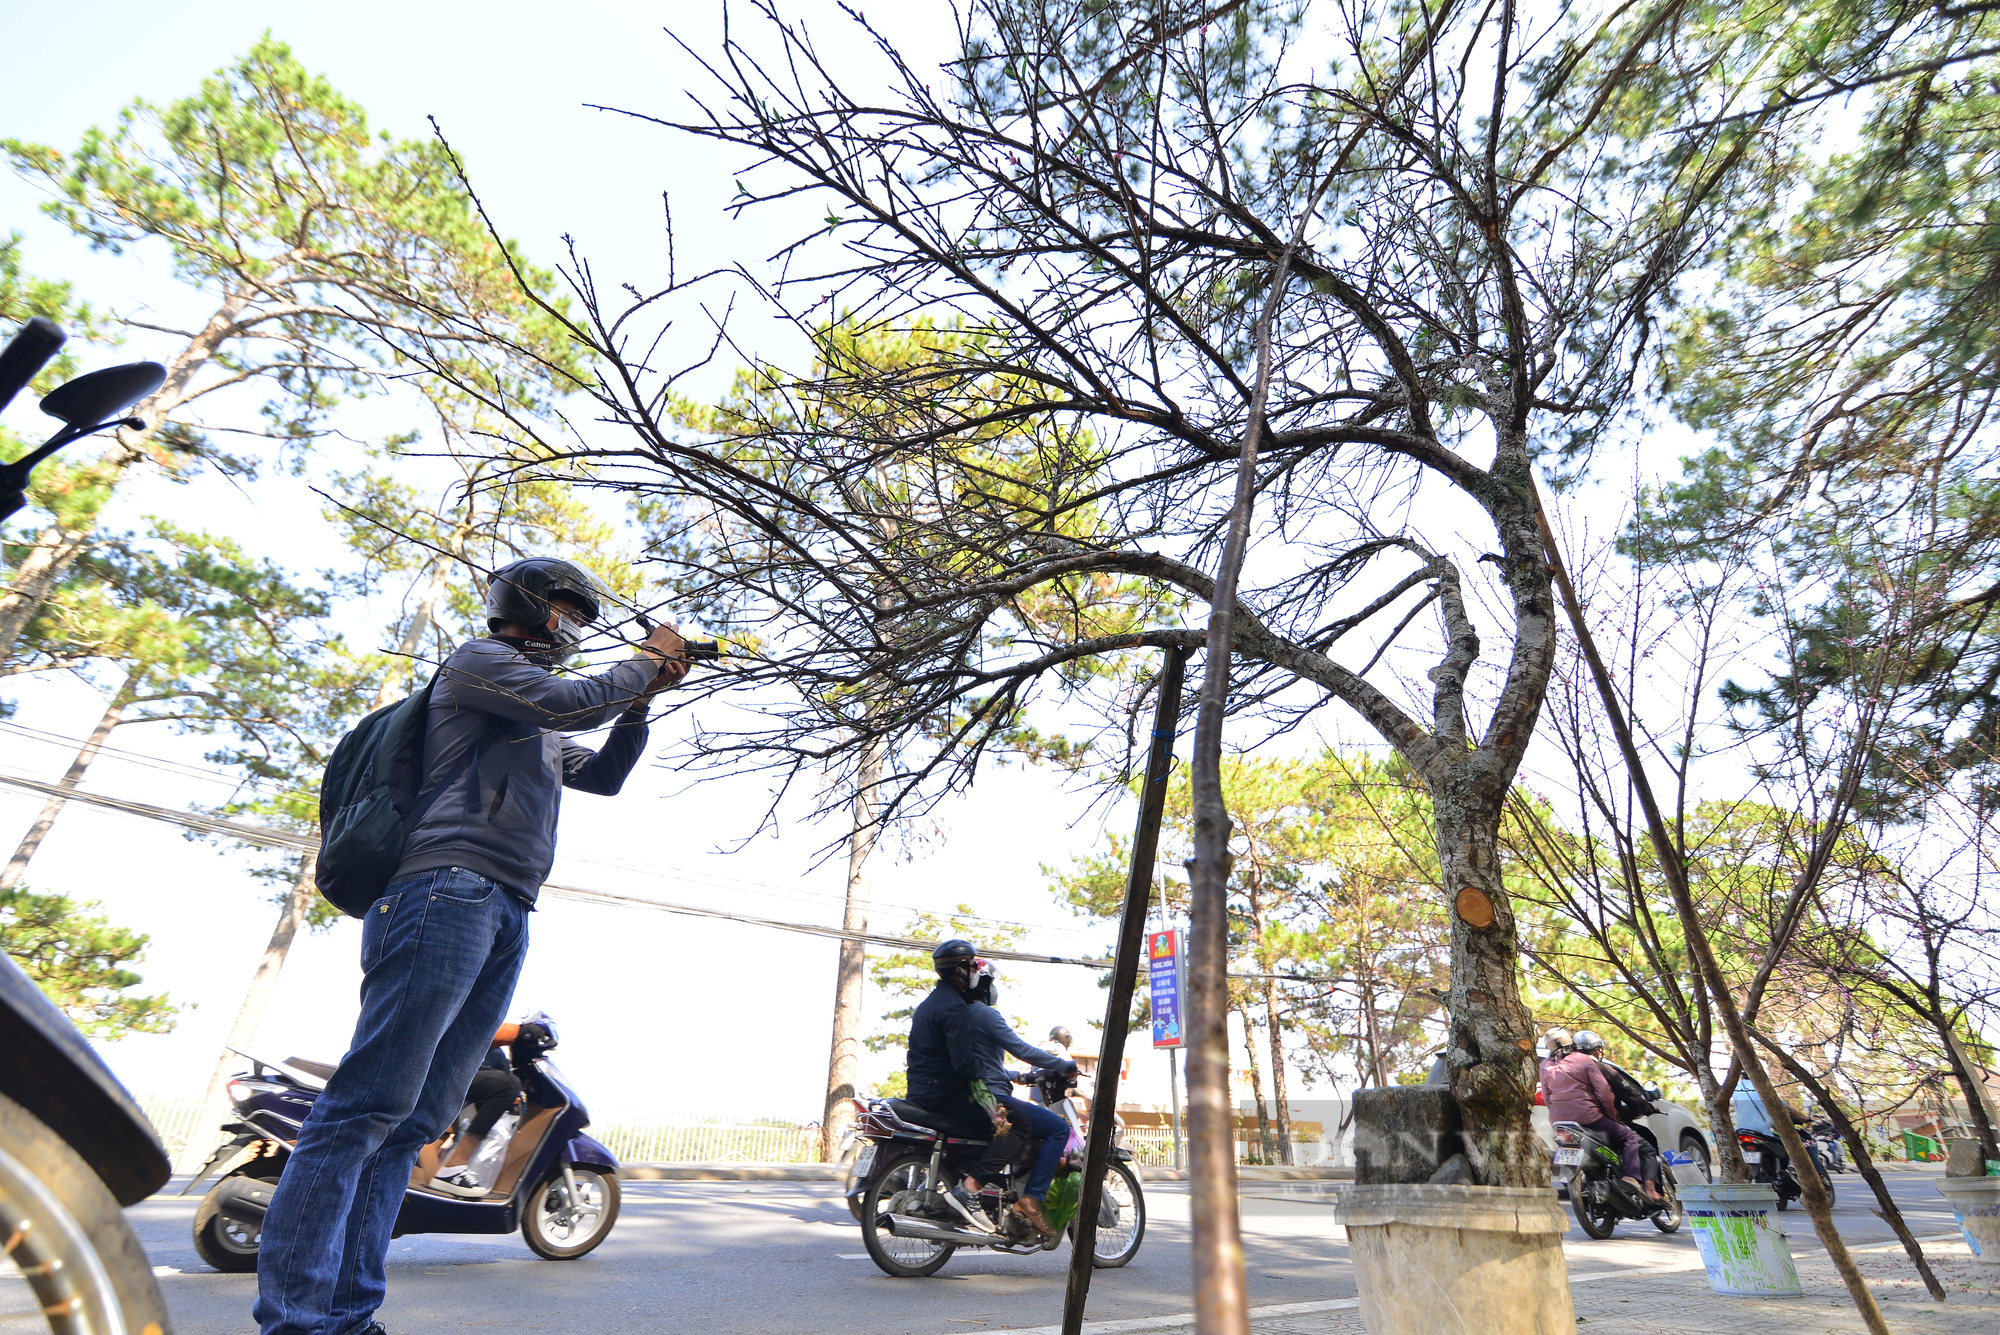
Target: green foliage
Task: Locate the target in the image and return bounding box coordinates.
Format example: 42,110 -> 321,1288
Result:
0,884 -> 174,1037
1049,750 -> 1449,1086
1654,8 -> 2000,809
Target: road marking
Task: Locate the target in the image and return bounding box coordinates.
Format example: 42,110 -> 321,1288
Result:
837,1253 -> 873,1259
151,1267 -> 180,1277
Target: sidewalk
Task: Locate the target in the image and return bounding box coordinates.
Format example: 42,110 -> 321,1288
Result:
1249,1236 -> 2000,1335
1016,1236 -> 1997,1335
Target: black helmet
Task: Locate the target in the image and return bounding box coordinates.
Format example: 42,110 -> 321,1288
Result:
932,938 -> 977,978
1048,1026 -> 1072,1049
486,558 -> 604,661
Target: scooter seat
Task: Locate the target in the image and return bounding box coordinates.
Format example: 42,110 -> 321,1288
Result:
887,1099 -> 988,1139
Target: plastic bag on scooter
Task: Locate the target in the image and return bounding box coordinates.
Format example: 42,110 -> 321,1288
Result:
1041,1169 -> 1082,1232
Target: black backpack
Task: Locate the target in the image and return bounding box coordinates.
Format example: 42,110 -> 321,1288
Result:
315,676 -> 444,917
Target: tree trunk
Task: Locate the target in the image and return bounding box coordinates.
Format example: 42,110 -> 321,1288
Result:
1434,795 -> 1546,1186
372,554 -> 456,710
1261,982 -> 1293,1165
1939,1021 -> 2000,1165
1751,1025 -> 1947,1300
820,729 -> 884,1163
0,676 -> 133,893
1691,1061 -> 1750,1183
0,524 -> 102,668
0,286 -> 255,667
1535,488 -> 1893,1335
1238,1006 -> 1275,1163
1244,883 -> 1293,1164
197,852 -> 319,1134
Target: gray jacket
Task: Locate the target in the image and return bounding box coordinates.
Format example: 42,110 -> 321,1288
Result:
392,638 -> 656,902
968,1002 -> 1063,1097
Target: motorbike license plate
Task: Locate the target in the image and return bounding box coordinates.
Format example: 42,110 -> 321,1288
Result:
1552,1147 -> 1584,1166
851,1143 -> 877,1177
1740,1151 -> 1762,1164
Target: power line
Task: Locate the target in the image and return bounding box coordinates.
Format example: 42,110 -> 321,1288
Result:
0,771 -> 1114,971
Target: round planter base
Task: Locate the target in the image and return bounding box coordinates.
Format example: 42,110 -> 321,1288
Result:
1936,1177 -> 2000,1264
1334,1184 -> 1574,1335
1679,1182 -> 1800,1296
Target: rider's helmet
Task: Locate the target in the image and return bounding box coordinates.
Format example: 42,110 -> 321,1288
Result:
969,958 -> 998,1006
1542,1027 -> 1572,1055
486,557 -> 605,662
1572,1030 -> 1606,1054
932,938 -> 978,985
1048,1025 -> 1073,1049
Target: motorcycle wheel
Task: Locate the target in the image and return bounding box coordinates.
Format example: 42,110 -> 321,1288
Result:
860,1152 -> 955,1278
1070,1161 -> 1146,1268
522,1166 -> 620,1259
1816,1162 -> 1836,1207
1569,1171 -> 1618,1239
1650,1179 -> 1683,1234
0,1088 -> 171,1335
191,1177 -> 272,1273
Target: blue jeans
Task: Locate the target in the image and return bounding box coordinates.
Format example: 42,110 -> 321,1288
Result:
998,1094 -> 1069,1198
254,868 -> 529,1335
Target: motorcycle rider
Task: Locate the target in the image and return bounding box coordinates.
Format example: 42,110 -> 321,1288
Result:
429,1020 -> 548,1197
960,961 -> 1074,1238
256,558 -> 689,1335
1591,1041 -> 1666,1191
1541,1029 -> 1656,1202
907,940 -> 1000,1138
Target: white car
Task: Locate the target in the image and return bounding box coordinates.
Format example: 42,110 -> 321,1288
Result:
1534,1062 -> 1715,1185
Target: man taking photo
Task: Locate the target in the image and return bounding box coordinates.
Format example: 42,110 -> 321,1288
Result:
255,558 -> 688,1335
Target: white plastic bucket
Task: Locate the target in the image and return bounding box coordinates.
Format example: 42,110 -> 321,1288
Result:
1678,1182 -> 1801,1296
1936,1177 -> 2000,1264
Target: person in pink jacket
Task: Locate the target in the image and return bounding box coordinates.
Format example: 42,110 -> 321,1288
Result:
1539,1030 -> 1656,1200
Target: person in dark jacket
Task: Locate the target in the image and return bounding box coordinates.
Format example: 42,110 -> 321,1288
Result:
256,558 -> 688,1335
960,961 -> 1073,1236
907,940 -> 992,1135
1540,1029 -> 1655,1200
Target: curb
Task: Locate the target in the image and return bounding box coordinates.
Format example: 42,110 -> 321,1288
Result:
615,1163 -> 1357,1183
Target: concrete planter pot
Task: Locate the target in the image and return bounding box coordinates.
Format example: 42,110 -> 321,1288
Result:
1678,1182 -> 1801,1296
1333,1184 -> 1575,1335
1937,1176 -> 2000,1263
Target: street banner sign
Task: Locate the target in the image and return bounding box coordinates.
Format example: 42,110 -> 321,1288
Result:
1148,927 -> 1186,1049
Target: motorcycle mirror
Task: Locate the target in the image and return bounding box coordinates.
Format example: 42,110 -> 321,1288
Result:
39,361 -> 167,429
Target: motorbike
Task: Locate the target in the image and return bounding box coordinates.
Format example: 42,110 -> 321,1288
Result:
184,1013 -> 622,1271
2,321 -> 176,1335
1810,1119 -> 1848,1173
843,1065 -> 1145,1277
1551,1118 -> 1684,1239
1735,1126 -> 1834,1209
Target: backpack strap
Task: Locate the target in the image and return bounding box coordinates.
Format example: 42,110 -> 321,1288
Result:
409,667 -> 509,823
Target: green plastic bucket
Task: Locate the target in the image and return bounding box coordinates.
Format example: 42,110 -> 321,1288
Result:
1678,1182 -> 1802,1296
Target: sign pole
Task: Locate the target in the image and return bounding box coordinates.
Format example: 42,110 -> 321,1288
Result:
1170,1047 -> 1183,1171
1061,647 -> 1187,1335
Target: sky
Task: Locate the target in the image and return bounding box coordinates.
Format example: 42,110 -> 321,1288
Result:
2,1 -> 1939,1133
0,0 -> 1220,1122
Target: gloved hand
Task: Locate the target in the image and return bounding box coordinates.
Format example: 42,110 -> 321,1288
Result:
517,1021 -> 554,1050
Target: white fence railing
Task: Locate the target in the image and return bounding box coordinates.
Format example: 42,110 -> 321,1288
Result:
138,1103 -> 1324,1173
139,1100 -> 828,1171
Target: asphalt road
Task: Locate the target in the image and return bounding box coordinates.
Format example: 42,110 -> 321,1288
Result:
130,1169 -> 1966,1335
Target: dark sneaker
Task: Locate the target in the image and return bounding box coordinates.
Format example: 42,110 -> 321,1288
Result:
428,1167 -> 486,1198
